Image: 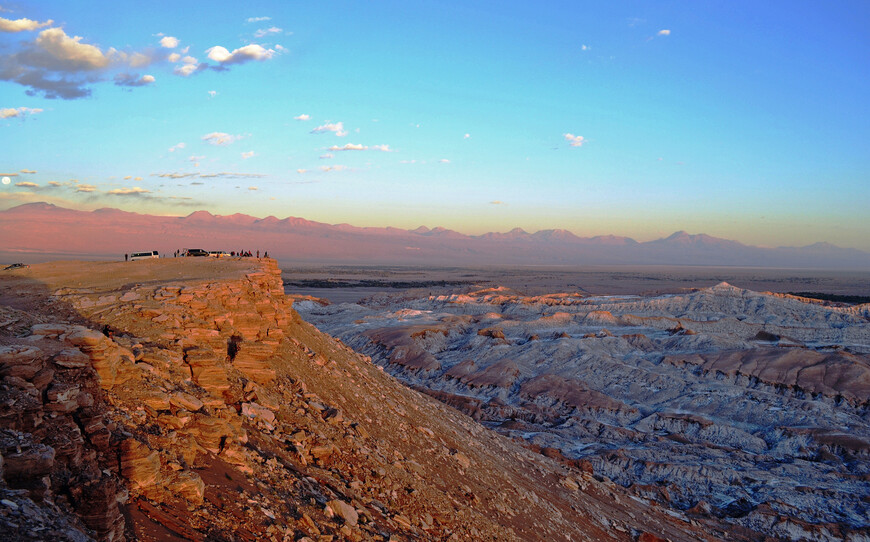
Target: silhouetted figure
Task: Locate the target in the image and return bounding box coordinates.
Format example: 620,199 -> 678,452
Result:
124,254 -> 128,262
257,250 -> 260,258
264,251 -> 269,258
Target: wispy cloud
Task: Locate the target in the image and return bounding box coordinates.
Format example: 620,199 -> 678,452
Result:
15,181 -> 39,188
155,171 -> 266,179
294,113 -> 310,121
247,186 -> 258,190
464,133 -> 470,139
202,132 -> 243,146
254,27 -> 282,38
328,143 -> 366,151
75,184 -> 97,192
107,186 -> 150,196
241,150 -> 255,159
207,90 -> 217,98
20,169 -> 36,174
168,142 -> 186,152
439,158 -> 450,163
657,29 -> 671,36
563,133 -> 585,147
311,121 -> 347,137
114,73 -> 155,87
247,16 -> 271,23
319,165 -> 347,172
0,107 -> 43,119
489,200 -> 506,205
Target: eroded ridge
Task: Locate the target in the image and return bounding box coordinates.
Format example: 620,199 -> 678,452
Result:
0,259 -> 725,541
296,281 -> 870,541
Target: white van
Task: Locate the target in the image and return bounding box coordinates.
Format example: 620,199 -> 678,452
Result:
130,251 -> 159,261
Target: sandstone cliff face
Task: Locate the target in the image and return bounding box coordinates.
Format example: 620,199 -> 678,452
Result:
0,259 -> 725,541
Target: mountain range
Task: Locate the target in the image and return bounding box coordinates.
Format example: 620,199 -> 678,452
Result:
2,202 -> 869,268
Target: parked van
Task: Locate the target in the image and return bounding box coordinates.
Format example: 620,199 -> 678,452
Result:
208,251 -> 230,258
130,251 -> 159,261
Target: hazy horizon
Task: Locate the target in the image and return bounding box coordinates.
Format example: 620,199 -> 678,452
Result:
1,2 -> 868,250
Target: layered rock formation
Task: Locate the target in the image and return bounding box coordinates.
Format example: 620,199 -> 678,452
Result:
296,282 -> 870,541
0,259 -> 726,540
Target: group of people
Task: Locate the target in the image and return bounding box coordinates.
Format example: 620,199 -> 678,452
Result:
232,250 -> 268,258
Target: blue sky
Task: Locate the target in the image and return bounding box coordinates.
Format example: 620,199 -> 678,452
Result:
1,1 -> 868,249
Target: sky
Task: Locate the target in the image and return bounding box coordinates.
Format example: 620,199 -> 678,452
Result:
1,1 -> 868,250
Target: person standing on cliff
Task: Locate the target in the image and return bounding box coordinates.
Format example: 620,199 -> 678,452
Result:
124,254 -> 128,262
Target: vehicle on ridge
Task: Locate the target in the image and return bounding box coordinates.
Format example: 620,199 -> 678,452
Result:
129,251 -> 159,261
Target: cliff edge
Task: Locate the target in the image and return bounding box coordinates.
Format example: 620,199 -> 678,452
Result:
0,259 -> 728,541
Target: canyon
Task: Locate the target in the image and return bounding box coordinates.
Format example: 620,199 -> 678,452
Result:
295,279 -> 870,541
0,258 -> 741,541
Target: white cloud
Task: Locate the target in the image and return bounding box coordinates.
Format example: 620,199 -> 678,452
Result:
658,29 -> 671,36
581,44 -> 590,51
247,186 -> 258,190
241,151 -> 255,159
328,143 -> 366,151
20,169 -> 36,174
173,55 -> 199,77
207,90 -> 217,98
464,133 -> 470,139
311,121 -> 347,137
168,142 -> 186,152
0,107 -> 43,119
206,44 -> 274,65
107,186 -> 150,196
15,181 -> 38,187
439,158 -> 450,163
371,144 -> 392,152
76,184 -> 97,192
159,36 -> 179,48
202,132 -> 242,146
254,27 -> 282,38
34,27 -> 109,71
247,16 -> 271,23
319,165 -> 347,172
563,133 -> 585,147
1,25 -> 153,98
48,181 -> 62,186
0,16 -> 53,32
294,114 -> 310,121
296,169 -> 307,174
168,52 -> 181,63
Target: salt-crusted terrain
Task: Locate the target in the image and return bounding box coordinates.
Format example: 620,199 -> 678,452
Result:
295,283 -> 870,541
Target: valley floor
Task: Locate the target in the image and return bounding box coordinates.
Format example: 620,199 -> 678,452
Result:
290,265 -> 870,541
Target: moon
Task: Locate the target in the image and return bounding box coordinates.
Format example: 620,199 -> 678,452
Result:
1,177 -> 10,185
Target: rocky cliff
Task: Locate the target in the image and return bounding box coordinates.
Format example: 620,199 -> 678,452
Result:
0,259 -> 727,541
